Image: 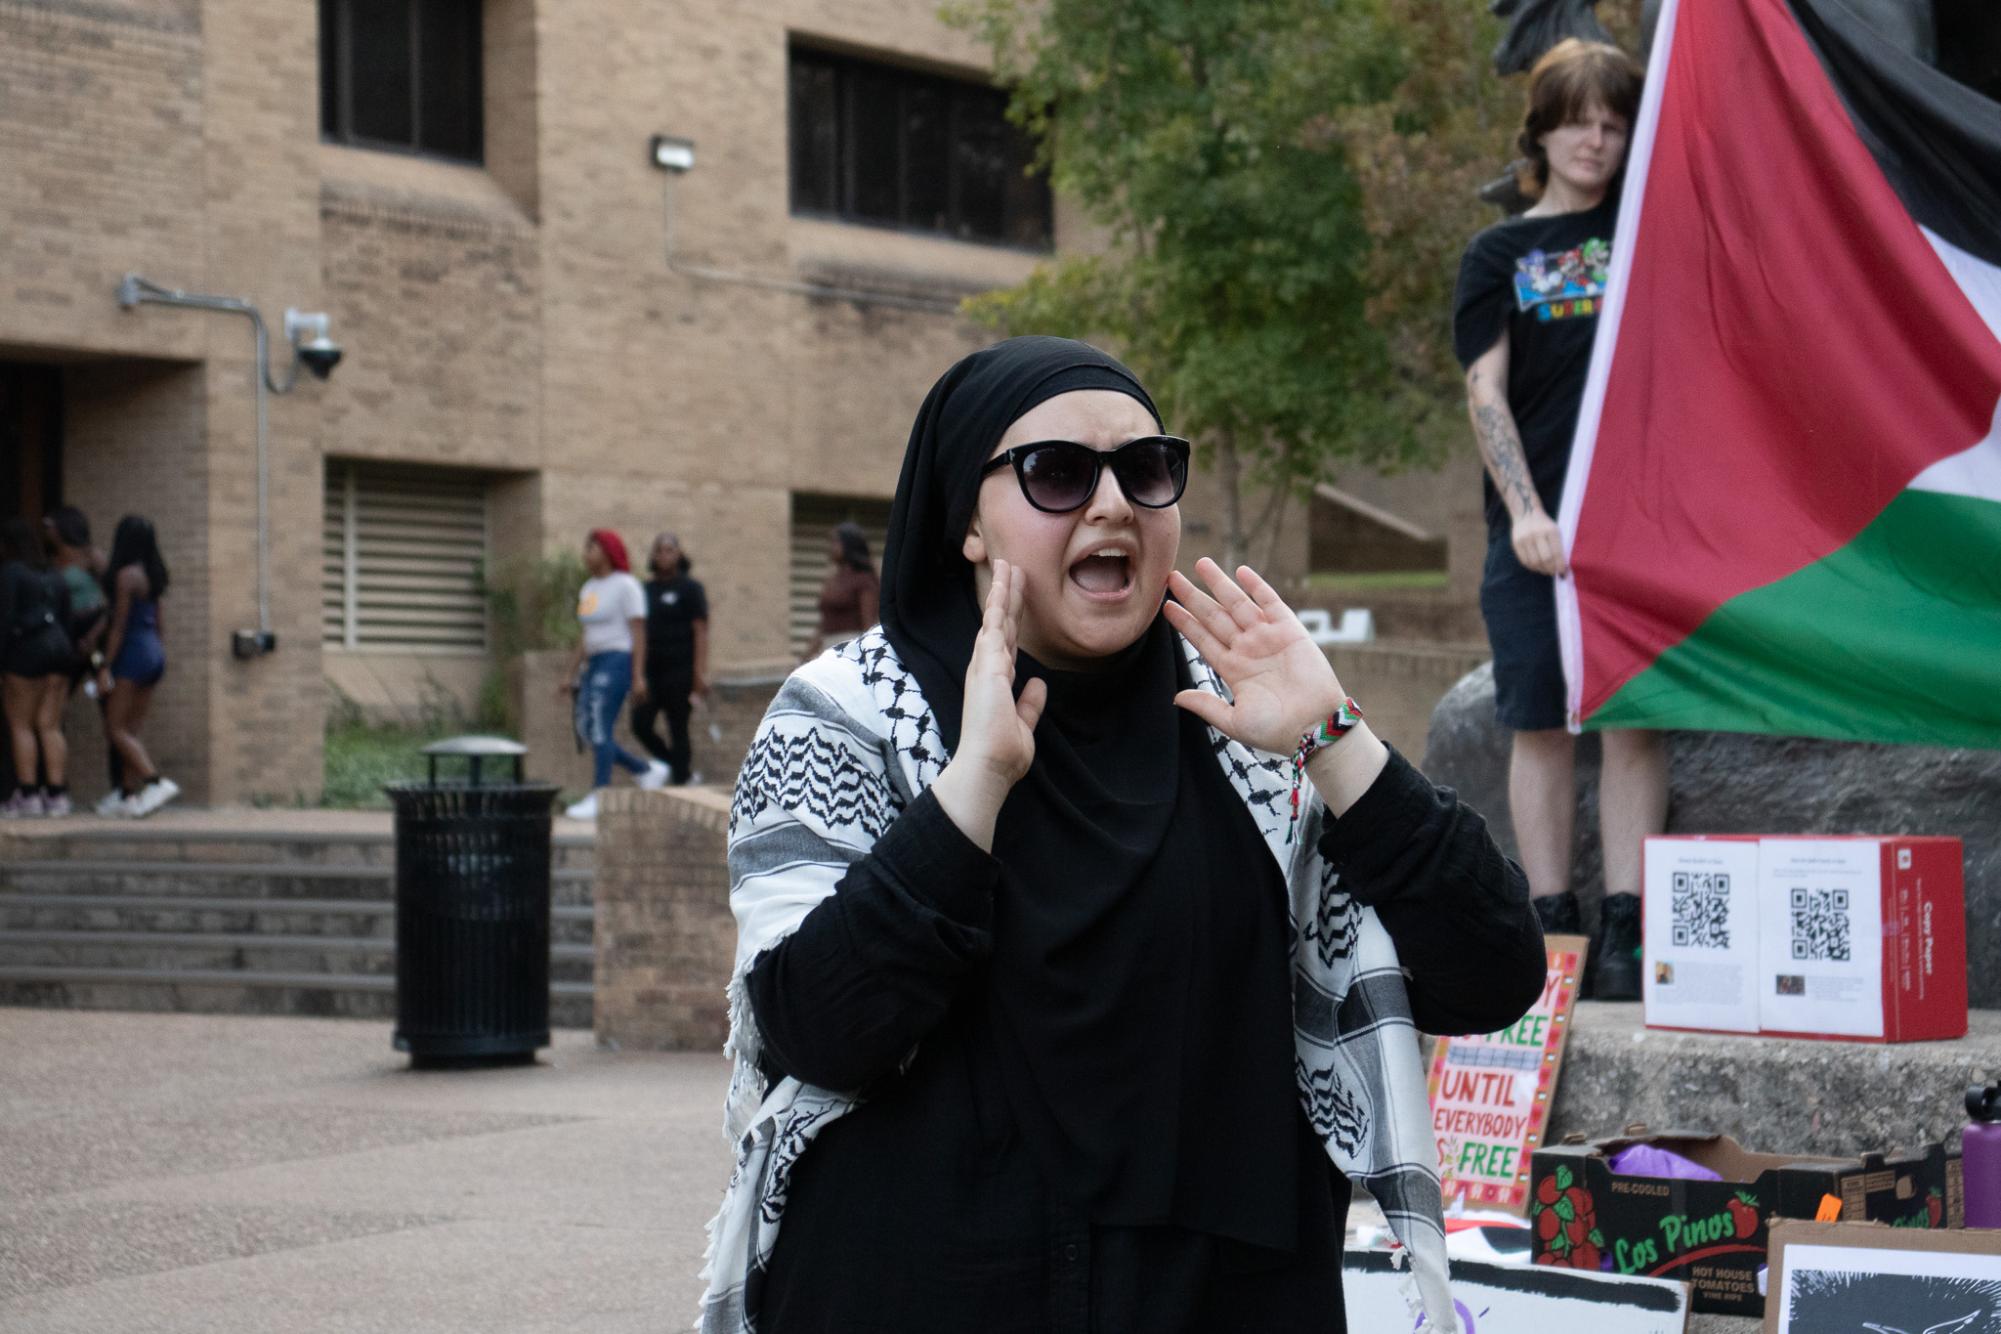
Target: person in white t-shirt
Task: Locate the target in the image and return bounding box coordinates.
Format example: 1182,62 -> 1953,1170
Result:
558,529 -> 668,819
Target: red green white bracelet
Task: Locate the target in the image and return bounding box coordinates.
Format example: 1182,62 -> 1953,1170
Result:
1287,697 -> 1365,843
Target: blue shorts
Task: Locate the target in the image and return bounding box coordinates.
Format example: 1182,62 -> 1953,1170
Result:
1478,532 -> 1567,732
111,632 -> 166,689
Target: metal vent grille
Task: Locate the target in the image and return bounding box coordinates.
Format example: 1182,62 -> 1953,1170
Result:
324,461 -> 488,653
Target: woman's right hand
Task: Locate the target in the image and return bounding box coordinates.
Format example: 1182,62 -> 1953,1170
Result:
929,559 -> 1047,851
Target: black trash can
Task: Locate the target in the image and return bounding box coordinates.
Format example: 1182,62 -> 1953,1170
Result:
385,736 -> 560,1065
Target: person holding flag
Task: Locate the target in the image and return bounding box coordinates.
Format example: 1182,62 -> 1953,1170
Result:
1554,0 -> 2001,752
1453,38 -> 1663,999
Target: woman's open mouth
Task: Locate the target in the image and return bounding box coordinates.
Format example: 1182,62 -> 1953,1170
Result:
1068,548 -> 1135,601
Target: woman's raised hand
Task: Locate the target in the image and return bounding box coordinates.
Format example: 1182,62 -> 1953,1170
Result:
931,559 -> 1047,851
1163,559 -> 1347,757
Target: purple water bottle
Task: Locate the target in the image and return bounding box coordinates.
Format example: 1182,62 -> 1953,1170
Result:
1967,1084 -> 2001,1228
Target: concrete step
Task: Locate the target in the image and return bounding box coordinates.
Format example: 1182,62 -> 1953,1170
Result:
1,860 -> 596,908
0,931 -> 596,984
4,825 -> 597,871
0,966 -> 594,1028
0,894 -> 596,945
1551,1001 -> 1999,1159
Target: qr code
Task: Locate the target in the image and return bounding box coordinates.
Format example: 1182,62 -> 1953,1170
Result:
1670,871 -> 1731,948
1789,887 -> 1851,961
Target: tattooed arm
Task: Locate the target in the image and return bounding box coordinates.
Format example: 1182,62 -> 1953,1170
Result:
1465,335 -> 1568,577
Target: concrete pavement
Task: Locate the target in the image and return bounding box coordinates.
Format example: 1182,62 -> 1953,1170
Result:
0,1008 -> 1771,1333
1,1009 -> 733,1332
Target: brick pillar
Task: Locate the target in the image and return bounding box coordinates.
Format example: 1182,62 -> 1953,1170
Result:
592,786 -> 735,1051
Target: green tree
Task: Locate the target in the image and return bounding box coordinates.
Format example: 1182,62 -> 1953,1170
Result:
952,0 -> 1546,568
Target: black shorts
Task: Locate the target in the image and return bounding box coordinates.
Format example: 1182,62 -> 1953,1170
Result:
1479,531 -> 1567,731
2,626 -> 74,681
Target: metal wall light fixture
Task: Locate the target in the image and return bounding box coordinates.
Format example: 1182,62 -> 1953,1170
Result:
116,274 -> 344,660
650,134 -> 696,173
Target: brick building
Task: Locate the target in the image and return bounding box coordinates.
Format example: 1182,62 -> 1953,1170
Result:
0,0 -> 1490,805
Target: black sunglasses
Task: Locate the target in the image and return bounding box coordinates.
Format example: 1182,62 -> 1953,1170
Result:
979,436 -> 1191,515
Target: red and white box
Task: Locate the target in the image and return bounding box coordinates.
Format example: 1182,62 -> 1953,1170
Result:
1642,835 -> 1965,1043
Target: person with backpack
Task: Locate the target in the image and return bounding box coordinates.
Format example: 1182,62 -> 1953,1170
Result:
0,517 -> 75,817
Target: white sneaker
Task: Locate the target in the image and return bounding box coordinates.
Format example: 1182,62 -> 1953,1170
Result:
636,760 -> 671,792
563,792 -> 599,820
42,793 -> 72,818
131,777 -> 181,817
94,789 -> 125,816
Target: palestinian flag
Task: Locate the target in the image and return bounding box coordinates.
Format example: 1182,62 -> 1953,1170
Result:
1556,0 -> 2001,746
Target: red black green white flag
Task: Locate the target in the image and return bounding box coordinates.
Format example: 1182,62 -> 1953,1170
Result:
1556,0 -> 2001,746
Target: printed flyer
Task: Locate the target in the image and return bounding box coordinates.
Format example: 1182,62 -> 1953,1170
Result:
1428,933 -> 1587,1211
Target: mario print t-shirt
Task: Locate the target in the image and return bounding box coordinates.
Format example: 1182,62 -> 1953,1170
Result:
1452,196 -> 1618,532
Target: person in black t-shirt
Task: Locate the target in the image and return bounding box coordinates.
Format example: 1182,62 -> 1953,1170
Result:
632,532 -> 709,785
1453,38 -> 1665,999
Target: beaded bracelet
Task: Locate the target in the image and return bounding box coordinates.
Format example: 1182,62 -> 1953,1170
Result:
1287,696 -> 1365,843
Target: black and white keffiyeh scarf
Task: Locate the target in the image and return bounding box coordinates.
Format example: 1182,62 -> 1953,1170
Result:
698,627 -> 1453,1332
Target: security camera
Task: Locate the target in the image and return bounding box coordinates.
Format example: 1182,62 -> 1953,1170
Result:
297,336 -> 343,380
284,309 -> 342,381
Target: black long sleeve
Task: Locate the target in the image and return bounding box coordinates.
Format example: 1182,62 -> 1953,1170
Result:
1316,746 -> 1545,1037
747,788 -> 1001,1092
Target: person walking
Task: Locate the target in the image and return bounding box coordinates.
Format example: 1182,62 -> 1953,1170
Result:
804,521 -> 879,658
0,518 -> 75,817
630,532 -> 708,786
703,337 -> 1544,1333
95,515 -> 179,817
1453,38 -> 1663,998
558,529 -> 668,820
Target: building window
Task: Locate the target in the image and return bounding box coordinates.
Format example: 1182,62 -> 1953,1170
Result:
324,461 -> 488,653
790,494 -> 891,659
320,0 -> 482,164
789,46 -> 1052,250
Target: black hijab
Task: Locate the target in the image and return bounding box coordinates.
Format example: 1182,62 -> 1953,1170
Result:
879,337 -> 1301,1252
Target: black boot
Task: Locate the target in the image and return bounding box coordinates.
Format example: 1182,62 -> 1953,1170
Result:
1532,890 -> 1583,937
1592,892 -> 1643,1001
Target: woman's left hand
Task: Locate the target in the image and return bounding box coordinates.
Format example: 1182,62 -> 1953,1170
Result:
1163,558 -> 1347,756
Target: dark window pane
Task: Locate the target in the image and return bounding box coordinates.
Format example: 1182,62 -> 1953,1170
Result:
902,82 -> 950,231
790,57 -> 840,214
347,0 -> 414,146
787,46 -> 1050,249
846,67 -> 903,224
951,91 -> 1010,243
319,1 -> 339,138
1000,120 -> 1052,249
418,1 -> 480,160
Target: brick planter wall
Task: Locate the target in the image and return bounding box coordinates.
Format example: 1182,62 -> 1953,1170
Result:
592,786 -> 735,1051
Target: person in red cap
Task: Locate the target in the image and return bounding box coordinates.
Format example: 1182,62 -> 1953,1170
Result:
558,528 -> 668,818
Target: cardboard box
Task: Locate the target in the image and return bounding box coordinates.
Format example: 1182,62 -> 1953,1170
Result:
1763,1219 -> 2001,1334
1641,835 -> 1966,1042
1644,836 -> 1763,1034
1529,1134 -> 1964,1317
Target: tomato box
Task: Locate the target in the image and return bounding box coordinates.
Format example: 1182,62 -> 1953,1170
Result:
1528,1133 -> 1963,1316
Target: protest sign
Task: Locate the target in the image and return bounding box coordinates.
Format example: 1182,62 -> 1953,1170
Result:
1344,1248 -> 1690,1333
1428,934 -> 1586,1211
